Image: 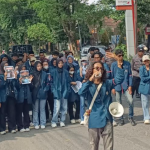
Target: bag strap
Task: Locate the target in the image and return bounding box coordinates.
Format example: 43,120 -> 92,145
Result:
89,82 -> 103,110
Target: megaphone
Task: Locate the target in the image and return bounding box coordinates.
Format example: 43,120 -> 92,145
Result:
109,102 -> 124,118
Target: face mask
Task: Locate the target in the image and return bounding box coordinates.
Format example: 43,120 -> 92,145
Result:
69,71 -> 74,74
95,72 -> 102,78
44,66 -> 49,70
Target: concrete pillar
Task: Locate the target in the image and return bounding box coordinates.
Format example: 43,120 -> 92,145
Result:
125,10 -> 135,57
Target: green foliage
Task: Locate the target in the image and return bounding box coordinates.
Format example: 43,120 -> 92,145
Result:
115,44 -> 132,62
27,23 -> 55,43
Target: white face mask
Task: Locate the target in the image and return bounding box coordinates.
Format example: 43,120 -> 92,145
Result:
69,71 -> 74,74
44,66 -> 49,70
95,72 -> 102,78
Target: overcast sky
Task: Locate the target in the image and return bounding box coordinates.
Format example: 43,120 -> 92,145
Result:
87,0 -> 99,5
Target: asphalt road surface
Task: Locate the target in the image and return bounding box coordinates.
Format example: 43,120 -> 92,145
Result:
0,96 -> 150,150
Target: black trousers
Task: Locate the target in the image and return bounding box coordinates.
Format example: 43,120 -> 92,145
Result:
68,101 -> 80,120
17,99 -> 30,130
132,76 -> 141,97
45,92 -> 54,120
0,96 -> 16,132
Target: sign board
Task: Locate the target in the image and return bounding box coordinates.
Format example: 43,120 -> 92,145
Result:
145,27 -> 150,35
116,0 -> 132,6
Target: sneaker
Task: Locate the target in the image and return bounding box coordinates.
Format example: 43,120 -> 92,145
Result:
30,122 -> 34,127
118,119 -> 125,126
25,128 -> 30,132
80,121 -> 84,125
51,122 -> 57,128
60,122 -> 65,127
20,128 -> 25,132
41,125 -> 45,129
35,126 -> 39,130
113,121 -> 118,127
144,120 -> 150,124
1,131 -> 6,135
71,119 -> 76,124
11,130 -> 16,133
75,119 -> 81,123
128,117 -> 136,126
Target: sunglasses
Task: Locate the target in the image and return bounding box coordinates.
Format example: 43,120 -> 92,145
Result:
93,67 -> 103,71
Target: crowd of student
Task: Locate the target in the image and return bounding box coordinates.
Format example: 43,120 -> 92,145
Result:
0,46 -> 150,140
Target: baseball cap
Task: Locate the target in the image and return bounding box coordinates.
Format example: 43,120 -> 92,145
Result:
30,57 -> 36,62
142,55 -> 150,62
81,57 -> 88,62
137,46 -> 148,52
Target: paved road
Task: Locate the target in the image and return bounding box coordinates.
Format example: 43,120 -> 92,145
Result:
0,96 -> 150,150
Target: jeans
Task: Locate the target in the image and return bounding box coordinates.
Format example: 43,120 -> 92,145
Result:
141,94 -> 150,120
33,99 -> 46,126
116,90 -> 134,118
51,98 -> 67,123
17,99 -> 30,130
80,95 -> 85,121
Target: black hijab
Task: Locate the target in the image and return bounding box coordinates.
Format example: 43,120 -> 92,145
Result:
50,58 -> 57,68
32,61 -> 42,87
0,61 -> 8,74
57,59 -> 64,73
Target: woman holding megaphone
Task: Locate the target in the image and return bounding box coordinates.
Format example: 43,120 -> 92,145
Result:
78,52 -> 125,150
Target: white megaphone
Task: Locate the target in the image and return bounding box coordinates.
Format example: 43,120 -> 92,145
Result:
109,102 -> 124,118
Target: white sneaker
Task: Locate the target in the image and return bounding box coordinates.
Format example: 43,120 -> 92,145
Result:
144,120 -> 150,124
71,119 -> 76,124
11,130 -> 16,133
25,128 -> 30,132
1,131 -> 6,135
76,119 -> 81,123
20,128 -> 25,132
30,122 -> 34,127
60,122 -> 65,127
113,121 -> 118,127
80,121 -> 84,125
35,126 -> 39,130
51,123 -> 57,128
41,125 -> 45,129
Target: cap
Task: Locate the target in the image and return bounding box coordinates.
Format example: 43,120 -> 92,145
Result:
142,55 -> 150,62
28,51 -> 34,55
137,46 -> 148,52
30,57 -> 36,62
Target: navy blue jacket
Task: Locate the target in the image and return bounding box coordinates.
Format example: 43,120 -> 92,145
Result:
78,67 -> 125,129
16,75 -> 32,104
0,75 -> 6,102
139,65 -> 150,95
51,69 -> 70,100
32,71 -> 49,103
111,60 -> 132,91
68,73 -> 80,102
25,60 -> 35,74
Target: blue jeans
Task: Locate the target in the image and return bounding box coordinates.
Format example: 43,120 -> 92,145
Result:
51,98 -> 67,123
33,99 -> 46,126
116,90 -> 134,118
141,94 -> 150,120
80,95 -> 85,121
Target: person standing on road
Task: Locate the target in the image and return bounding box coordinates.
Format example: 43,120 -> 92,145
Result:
31,61 -> 49,130
111,49 -> 136,126
139,55 -> 150,124
51,59 -> 70,128
131,47 -> 144,98
78,53 -> 125,150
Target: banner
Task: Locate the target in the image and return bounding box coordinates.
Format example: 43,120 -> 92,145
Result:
116,0 -> 132,6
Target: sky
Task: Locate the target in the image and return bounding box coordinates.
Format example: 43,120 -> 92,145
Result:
87,0 -> 99,5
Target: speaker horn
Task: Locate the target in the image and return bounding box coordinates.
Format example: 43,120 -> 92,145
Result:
109,102 -> 124,118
